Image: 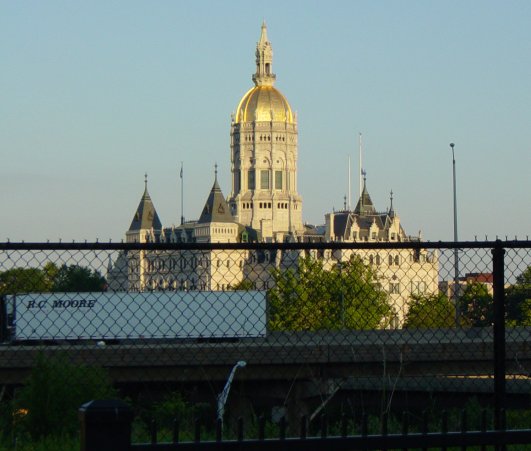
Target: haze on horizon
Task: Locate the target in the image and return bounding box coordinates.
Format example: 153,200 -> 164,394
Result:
1,1 -> 530,242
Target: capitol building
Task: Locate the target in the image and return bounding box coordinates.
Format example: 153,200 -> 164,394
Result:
108,23 -> 438,326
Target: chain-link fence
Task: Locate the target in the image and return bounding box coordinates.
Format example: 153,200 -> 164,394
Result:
0,240 -> 530,440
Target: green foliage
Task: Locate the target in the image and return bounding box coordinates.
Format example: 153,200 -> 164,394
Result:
228,279 -> 255,290
151,392 -> 209,438
506,266 -> 531,327
459,281 -> 493,327
51,264 -> 106,292
404,293 -> 456,329
0,263 -> 106,295
515,266 -> 531,285
14,354 -> 116,440
0,268 -> 52,295
268,256 -> 391,331
0,435 -> 79,451
458,269 -> 531,328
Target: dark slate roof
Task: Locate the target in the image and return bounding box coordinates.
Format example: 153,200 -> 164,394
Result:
128,185 -> 162,231
162,222 -> 197,243
333,211 -> 350,238
237,224 -> 260,242
354,183 -> 376,216
197,178 -> 235,224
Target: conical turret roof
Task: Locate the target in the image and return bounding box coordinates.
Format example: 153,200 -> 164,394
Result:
354,178 -> 376,216
198,174 -> 235,224
128,177 -> 162,231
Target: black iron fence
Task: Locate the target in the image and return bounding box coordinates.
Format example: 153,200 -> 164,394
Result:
78,399 -> 531,451
0,240 -> 530,446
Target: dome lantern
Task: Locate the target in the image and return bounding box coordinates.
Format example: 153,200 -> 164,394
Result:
235,22 -> 294,124
252,21 -> 276,87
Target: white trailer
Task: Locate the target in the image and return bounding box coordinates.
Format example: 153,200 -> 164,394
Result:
9,291 -> 266,341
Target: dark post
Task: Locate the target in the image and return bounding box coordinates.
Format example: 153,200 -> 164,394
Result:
492,241 -> 506,431
79,399 -> 134,451
0,296 -> 7,342
450,143 -> 461,327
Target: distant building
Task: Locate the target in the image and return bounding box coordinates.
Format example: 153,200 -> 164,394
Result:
108,23 -> 439,327
439,272 -> 494,299
228,22 -> 304,242
325,177 -> 439,326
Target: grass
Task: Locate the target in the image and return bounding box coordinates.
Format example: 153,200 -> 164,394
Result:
0,435 -> 78,451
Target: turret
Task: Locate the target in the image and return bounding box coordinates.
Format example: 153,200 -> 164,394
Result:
126,174 -> 162,243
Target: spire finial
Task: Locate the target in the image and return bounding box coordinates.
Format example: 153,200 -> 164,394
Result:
253,22 -> 276,87
144,173 -> 148,189
343,195 -> 347,211
214,162 -> 218,181
389,189 -> 396,217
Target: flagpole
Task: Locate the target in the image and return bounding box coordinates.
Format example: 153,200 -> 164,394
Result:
359,133 -> 363,200
348,155 -> 351,210
180,162 -> 184,225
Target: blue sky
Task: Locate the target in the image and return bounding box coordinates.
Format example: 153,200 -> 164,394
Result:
1,1 -> 530,242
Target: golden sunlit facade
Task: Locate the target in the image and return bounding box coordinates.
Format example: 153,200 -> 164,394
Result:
235,85 -> 294,124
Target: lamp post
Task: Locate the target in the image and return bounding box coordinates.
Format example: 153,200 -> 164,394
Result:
450,143 -> 460,326
217,360 -> 247,430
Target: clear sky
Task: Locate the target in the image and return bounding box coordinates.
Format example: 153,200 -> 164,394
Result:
1,0 -> 530,242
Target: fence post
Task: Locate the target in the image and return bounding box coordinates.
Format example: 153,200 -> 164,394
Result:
79,399 -> 134,451
492,240 -> 506,431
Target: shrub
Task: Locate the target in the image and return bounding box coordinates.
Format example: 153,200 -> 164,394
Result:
14,353 -> 116,440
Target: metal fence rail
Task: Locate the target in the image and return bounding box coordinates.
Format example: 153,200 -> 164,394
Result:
79,399 -> 531,451
0,240 -> 530,444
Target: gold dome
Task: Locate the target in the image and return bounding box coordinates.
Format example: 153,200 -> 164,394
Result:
235,85 -> 294,124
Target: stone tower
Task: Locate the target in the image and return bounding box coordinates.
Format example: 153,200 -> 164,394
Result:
228,22 -> 303,242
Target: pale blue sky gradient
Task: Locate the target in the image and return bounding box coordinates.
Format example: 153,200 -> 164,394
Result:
1,1 -> 530,242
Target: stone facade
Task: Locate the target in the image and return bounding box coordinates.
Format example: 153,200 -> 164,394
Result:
107,24 -> 440,327
324,179 -> 439,325
228,22 -> 304,242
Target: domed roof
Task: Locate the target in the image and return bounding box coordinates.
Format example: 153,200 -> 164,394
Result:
235,85 -> 294,124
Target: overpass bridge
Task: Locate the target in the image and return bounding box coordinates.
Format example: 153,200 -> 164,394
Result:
1,328 -> 530,386
3,327 -> 531,427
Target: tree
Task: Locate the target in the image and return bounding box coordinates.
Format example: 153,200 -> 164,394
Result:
506,266 -> 531,327
268,255 -> 391,331
0,268 -> 52,295
0,263 -> 106,295
458,268 -> 531,328
228,279 -> 255,290
14,353 -> 115,439
52,264 -> 106,292
459,281 -> 493,327
404,293 -> 455,329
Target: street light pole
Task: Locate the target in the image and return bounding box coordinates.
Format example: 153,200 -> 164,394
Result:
450,143 -> 460,326
217,360 -> 247,430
